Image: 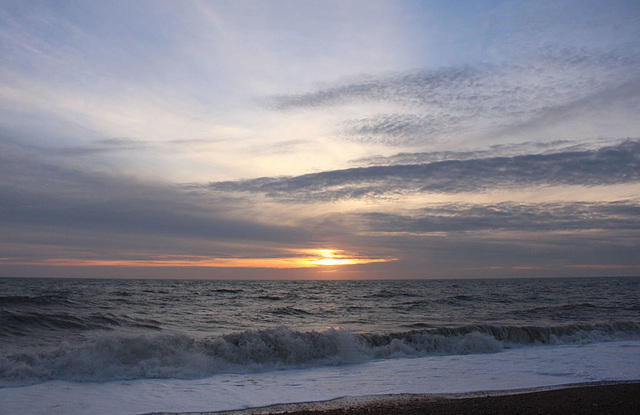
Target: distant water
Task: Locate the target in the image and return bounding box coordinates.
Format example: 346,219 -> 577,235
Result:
1,277 -> 639,387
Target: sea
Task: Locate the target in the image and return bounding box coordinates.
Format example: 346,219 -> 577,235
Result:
1,276 -> 639,415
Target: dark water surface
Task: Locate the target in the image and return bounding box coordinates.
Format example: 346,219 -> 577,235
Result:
1,277 -> 638,385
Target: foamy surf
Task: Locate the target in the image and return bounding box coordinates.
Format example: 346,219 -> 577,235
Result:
1,340 -> 638,415
1,322 -> 638,386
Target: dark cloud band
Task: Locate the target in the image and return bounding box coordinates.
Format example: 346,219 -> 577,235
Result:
206,140 -> 640,202
359,201 -> 640,234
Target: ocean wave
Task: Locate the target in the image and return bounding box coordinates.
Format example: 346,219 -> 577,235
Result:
365,289 -> 416,299
256,295 -> 285,301
212,288 -> 244,294
269,307 -> 312,316
1,322 -> 638,386
0,310 -> 112,333
0,294 -> 76,306
0,310 -> 162,336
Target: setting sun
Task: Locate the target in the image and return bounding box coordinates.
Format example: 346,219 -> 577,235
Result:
303,249 -> 393,267
307,249 -> 355,266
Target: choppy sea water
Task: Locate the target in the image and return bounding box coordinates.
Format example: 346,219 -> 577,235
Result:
1,277 -> 639,414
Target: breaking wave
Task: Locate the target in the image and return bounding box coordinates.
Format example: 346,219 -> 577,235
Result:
1,322 -> 638,386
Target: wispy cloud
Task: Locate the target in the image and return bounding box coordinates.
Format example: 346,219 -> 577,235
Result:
204,140 -> 640,202
359,200 -> 640,234
265,47 -> 640,145
268,47 -> 639,111
350,139 -> 593,166
339,113 -> 462,146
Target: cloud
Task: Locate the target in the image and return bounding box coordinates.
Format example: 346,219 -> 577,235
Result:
266,64 -> 486,110
49,137 -> 231,157
204,140 -> 640,202
351,139 -> 594,166
269,47 -> 639,111
1,189 -> 304,242
358,201 -> 640,234
339,113 -> 462,146
0,138 -> 309,245
265,46 -> 640,145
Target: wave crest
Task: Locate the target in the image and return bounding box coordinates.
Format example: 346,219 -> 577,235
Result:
1,322 -> 638,386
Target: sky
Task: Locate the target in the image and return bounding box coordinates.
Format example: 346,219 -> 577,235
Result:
1,0 -> 639,279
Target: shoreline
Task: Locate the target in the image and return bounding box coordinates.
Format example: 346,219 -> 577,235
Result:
158,381 -> 640,415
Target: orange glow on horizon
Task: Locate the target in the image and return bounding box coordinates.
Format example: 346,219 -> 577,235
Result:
1,249 -> 396,269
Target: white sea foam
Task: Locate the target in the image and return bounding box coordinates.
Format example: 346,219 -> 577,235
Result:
2,323 -> 637,386
1,340 -> 638,415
